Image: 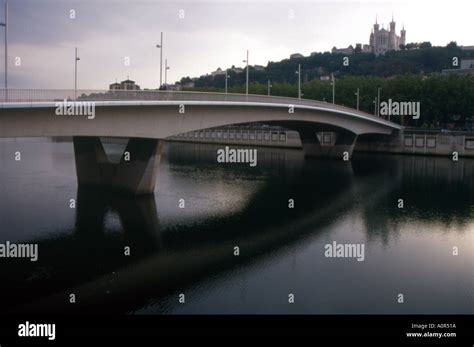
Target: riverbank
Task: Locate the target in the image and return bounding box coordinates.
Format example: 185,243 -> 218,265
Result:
167,125 -> 474,158
51,125 -> 474,158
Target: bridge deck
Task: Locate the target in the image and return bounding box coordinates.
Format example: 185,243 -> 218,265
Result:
0,89 -> 402,131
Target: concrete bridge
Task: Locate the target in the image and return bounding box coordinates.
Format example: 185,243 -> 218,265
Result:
0,89 -> 402,194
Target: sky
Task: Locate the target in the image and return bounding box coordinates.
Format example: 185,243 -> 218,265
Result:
0,0 -> 472,90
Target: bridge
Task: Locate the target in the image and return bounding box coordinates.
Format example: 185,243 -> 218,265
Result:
0,89 -> 402,194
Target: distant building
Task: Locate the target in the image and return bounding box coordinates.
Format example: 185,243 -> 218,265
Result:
369,16 -> 406,56
290,53 -> 304,59
442,59 -> 474,75
254,65 -> 265,71
331,45 -> 354,55
333,16 -> 406,56
211,67 -> 226,76
461,59 -> 474,69
355,43 -> 372,53
109,82 -> 121,90
109,79 -> 141,90
460,45 -> 474,51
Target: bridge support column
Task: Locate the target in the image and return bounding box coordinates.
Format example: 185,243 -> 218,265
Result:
73,137 -> 162,195
299,130 -> 358,159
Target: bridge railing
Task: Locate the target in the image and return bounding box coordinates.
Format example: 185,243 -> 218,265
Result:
0,88 -> 383,120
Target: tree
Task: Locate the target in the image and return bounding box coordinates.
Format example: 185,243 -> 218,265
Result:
183,46 -> 474,89
180,76 -> 192,84
405,42 -> 418,50
446,41 -> 458,49
419,42 -> 432,49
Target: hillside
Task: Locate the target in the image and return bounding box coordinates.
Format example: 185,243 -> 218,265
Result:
180,43 -> 474,88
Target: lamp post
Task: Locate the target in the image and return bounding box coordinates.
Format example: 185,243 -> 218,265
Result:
243,50 -> 249,95
355,88 -> 360,111
267,79 -> 272,96
331,73 -> 335,104
0,1 -> 8,101
156,32 -> 163,88
295,64 -> 301,99
164,59 -> 170,86
376,87 -> 382,117
74,47 -> 80,100
225,69 -> 229,94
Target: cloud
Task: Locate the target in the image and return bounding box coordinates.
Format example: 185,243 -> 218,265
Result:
0,0 -> 472,89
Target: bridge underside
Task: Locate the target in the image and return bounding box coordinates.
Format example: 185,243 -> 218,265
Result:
299,130 -> 358,159
263,120 -> 359,159
71,131 -> 358,195
72,120 -> 377,194
73,137 -> 162,195
0,103 -> 400,194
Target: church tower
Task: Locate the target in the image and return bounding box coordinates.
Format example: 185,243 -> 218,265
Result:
373,15 -> 379,33
389,14 -> 396,32
400,23 -> 406,46
372,16 -> 379,54
389,14 -> 396,50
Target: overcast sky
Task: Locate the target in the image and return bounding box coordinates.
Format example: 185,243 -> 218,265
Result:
0,0 -> 472,89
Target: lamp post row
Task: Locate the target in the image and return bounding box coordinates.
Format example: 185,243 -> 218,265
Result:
0,12 -> 377,112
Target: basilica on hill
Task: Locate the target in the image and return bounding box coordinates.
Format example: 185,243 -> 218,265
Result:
332,15 -> 406,56
370,15 -> 406,55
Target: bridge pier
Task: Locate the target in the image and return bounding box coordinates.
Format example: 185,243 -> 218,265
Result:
73,137 -> 162,195
299,130 -> 358,159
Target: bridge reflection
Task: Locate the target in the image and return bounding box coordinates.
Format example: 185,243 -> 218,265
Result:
0,145 -> 472,314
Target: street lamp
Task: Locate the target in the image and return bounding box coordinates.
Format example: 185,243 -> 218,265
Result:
377,87 -> 382,117
224,69 -> 230,94
243,50 -> 249,95
330,73 -> 335,104
0,1 -> 8,101
355,88 -> 360,111
267,79 -> 272,96
373,97 -> 377,116
156,32 -> 163,88
295,64 -> 301,99
74,47 -> 80,100
165,59 -> 170,86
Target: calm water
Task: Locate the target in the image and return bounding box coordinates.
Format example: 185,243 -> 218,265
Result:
0,138 -> 473,315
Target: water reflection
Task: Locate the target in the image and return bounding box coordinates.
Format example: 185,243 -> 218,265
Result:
0,189 -> 162,313
357,155 -> 474,246
0,139 -> 472,314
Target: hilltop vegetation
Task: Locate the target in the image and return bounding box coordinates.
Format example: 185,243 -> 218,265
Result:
184,74 -> 474,129
180,43 -> 474,129
180,42 -> 474,88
